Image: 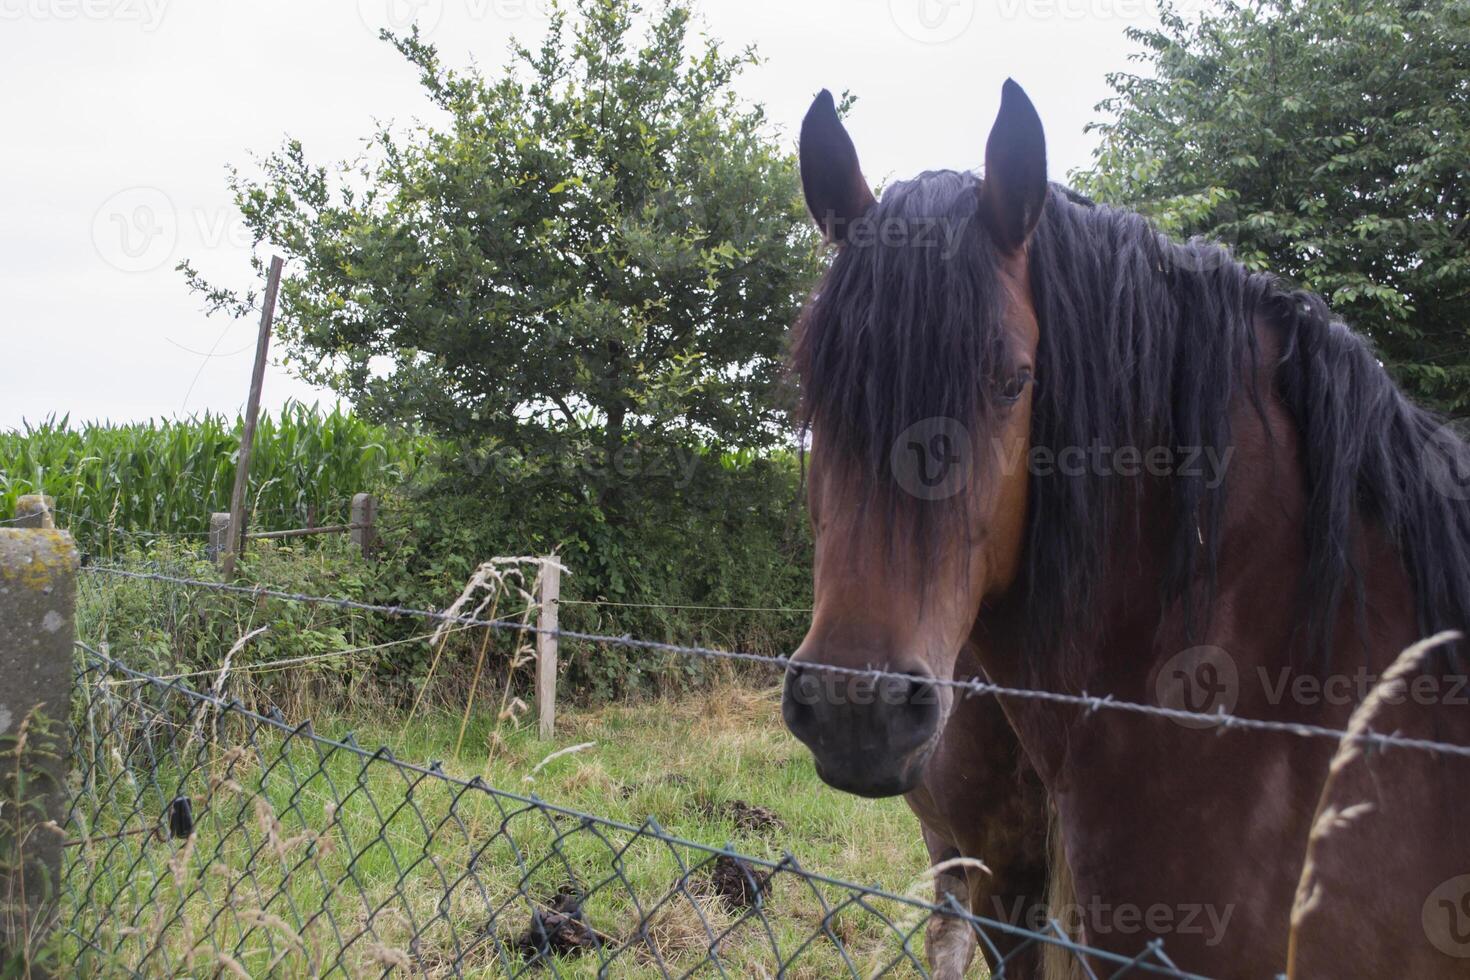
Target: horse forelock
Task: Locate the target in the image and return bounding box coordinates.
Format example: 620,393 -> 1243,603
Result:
791,169 -> 1011,575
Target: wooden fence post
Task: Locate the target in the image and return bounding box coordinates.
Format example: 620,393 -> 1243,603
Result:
0,526 -> 77,967
351,493 -> 377,560
12,496 -> 55,530
535,558 -> 561,740
221,255 -> 284,580
209,513 -> 232,566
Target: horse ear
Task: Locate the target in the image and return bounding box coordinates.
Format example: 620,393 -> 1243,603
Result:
980,79 -> 1048,254
800,90 -> 877,244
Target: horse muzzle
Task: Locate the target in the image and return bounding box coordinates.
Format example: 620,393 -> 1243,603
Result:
781,661 -> 945,798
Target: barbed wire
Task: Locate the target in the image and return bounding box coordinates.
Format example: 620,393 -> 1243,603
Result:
54,508 -> 210,539
9,504 -> 369,542
81,563 -> 1470,761
557,598 -> 813,613
94,624 -> 476,686
66,639 -> 1206,979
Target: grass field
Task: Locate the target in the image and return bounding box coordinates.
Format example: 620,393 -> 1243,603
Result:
61,660 -> 934,977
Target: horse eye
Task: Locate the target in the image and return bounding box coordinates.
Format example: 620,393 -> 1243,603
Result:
997,368 -> 1033,404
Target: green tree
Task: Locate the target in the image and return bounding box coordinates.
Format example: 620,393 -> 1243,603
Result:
1076,0 -> 1470,412
187,0 -> 818,510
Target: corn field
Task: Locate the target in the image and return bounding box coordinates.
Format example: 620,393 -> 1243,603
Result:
0,402 -> 433,548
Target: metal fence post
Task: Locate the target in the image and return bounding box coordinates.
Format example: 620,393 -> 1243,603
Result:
0,527 -> 77,970
535,558 -> 561,740
350,493 -> 377,560
12,496 -> 55,530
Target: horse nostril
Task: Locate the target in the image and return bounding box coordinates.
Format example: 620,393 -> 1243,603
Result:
781,667 -> 822,737
876,672 -> 941,759
875,670 -> 936,709
900,673 -> 940,723
796,671 -> 824,706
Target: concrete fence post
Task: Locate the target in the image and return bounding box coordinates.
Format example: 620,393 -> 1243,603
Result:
208,513 -> 232,566
12,496 -> 55,530
351,493 -> 378,560
535,558 -> 561,740
0,527 -> 77,970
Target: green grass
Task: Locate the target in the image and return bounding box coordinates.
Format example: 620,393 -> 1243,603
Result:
61,667 -> 934,978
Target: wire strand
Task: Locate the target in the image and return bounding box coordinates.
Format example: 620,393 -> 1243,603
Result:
557,598 -> 812,613
69,638 -> 1207,979
80,563 -> 1470,760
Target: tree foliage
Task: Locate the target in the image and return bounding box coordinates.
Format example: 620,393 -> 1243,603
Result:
1077,0 -> 1470,412
189,0 -> 819,508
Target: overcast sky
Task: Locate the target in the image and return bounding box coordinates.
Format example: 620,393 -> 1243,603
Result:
0,0 -> 1179,430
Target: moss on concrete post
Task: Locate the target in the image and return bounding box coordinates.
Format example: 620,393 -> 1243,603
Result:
0,528 -> 77,973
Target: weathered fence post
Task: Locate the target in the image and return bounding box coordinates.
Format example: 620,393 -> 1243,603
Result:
0,527 -> 77,971
351,493 -> 378,560
221,254 -> 284,580
535,558 -> 561,740
12,496 -> 55,530
208,513 -> 232,566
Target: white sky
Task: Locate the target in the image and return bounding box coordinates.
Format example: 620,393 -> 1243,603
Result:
0,0 -> 1177,430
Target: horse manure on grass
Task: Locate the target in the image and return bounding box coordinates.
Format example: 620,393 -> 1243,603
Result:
695,797 -> 785,835
725,799 -> 784,834
707,854 -> 772,910
515,885 -> 600,963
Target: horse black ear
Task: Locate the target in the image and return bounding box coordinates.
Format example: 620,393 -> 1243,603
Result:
800,90 -> 877,244
980,79 -> 1047,253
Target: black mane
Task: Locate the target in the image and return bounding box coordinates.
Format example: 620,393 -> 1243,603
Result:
794,175 -> 1470,672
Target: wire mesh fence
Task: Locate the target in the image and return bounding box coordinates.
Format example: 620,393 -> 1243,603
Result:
58,643 -> 1205,979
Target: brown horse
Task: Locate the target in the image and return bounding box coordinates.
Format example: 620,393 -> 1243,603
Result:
783,80 -> 1470,978
905,643 -> 1055,978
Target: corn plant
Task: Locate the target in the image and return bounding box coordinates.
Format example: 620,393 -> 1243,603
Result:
0,403 -> 434,554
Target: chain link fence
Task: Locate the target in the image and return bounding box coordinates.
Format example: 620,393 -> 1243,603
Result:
56,643 -> 1205,978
